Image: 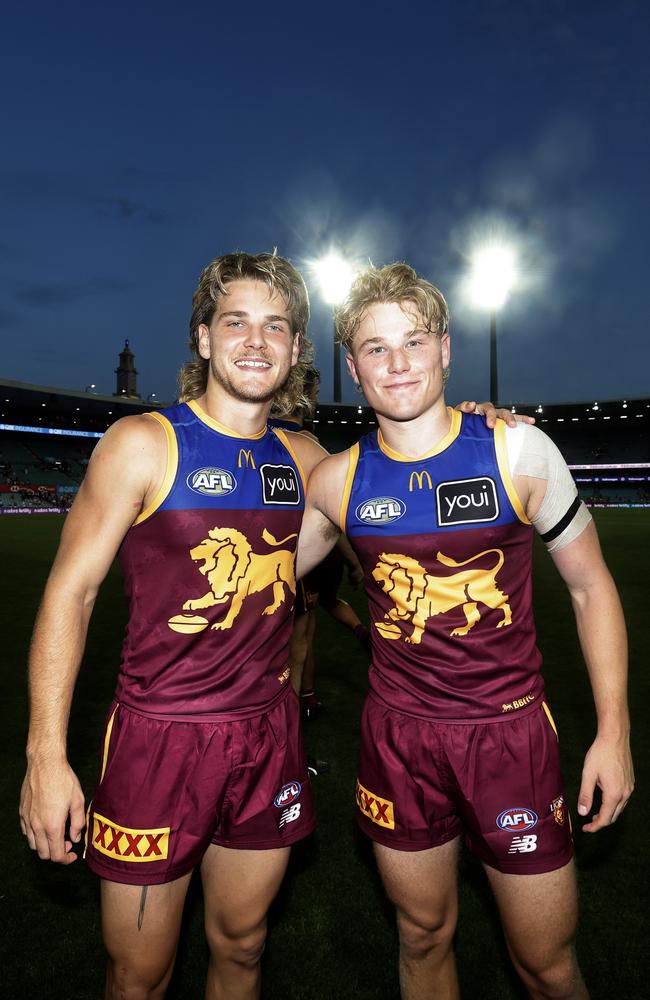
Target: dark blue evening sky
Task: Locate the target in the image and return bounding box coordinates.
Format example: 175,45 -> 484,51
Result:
2,0 -> 648,405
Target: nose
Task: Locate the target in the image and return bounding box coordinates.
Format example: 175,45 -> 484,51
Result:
387,348 -> 410,373
243,323 -> 267,350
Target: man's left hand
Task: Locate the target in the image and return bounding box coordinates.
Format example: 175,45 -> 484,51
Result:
455,400 -> 536,429
577,734 -> 635,832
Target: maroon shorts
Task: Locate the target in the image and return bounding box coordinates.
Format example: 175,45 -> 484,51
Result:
356,695 -> 573,875
85,689 -> 315,885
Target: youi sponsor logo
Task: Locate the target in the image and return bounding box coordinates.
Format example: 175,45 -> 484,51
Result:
436,476 -> 499,526
356,496 -> 406,524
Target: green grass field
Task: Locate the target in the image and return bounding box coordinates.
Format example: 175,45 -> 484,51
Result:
2,510 -> 647,999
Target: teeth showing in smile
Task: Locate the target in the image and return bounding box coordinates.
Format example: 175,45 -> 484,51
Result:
235,360 -> 271,369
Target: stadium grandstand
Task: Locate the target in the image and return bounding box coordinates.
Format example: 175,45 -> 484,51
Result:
1,375 -> 648,514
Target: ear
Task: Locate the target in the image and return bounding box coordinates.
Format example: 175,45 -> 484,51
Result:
290,333 -> 300,368
198,324 -> 211,360
440,332 -> 451,371
345,351 -> 360,387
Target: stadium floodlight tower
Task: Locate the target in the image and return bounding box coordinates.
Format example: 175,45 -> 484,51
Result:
467,241 -> 518,405
312,253 -> 356,403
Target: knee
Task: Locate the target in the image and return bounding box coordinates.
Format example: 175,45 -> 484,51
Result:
397,905 -> 457,962
106,961 -> 171,1000
208,924 -> 267,969
515,947 -> 582,999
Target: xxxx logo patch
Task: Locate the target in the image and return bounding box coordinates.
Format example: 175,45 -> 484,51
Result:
92,812 -> 170,862
356,780 -> 395,829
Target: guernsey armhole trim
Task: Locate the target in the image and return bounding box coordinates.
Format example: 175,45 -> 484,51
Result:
273,428 -> 308,493
494,422 -> 530,525
339,443 -> 360,532
132,413 -> 178,525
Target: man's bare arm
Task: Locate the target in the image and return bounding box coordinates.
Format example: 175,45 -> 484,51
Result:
19,415 -> 166,864
549,521 -> 633,832
296,451 -> 350,579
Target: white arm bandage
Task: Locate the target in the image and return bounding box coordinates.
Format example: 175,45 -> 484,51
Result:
505,424 -> 592,552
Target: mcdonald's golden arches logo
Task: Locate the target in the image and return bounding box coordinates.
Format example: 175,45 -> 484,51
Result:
237,449 -> 256,469
408,470 -> 433,492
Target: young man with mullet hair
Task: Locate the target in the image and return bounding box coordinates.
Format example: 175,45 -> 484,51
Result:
20,252 -> 330,1000
298,263 -> 634,1000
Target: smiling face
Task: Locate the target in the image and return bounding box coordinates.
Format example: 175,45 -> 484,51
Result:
198,279 -> 299,405
346,301 -> 450,422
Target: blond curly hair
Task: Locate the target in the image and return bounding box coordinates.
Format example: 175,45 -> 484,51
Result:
335,262 -> 449,352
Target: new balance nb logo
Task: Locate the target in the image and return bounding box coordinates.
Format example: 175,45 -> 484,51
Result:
279,803 -> 301,828
508,835 -> 538,854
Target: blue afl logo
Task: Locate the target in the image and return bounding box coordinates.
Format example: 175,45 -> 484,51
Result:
355,496 -> 406,524
496,807 -> 538,832
187,467 -> 237,497
274,781 -> 302,808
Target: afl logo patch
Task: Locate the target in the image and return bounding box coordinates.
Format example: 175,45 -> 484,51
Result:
260,464 -> 301,505
274,781 -> 302,808
436,476 -> 499,526
496,807 -> 538,832
356,497 -> 406,524
187,467 -> 237,496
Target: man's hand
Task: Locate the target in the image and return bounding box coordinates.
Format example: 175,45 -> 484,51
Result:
577,734 -> 634,832
20,759 -> 86,864
455,400 -> 536,429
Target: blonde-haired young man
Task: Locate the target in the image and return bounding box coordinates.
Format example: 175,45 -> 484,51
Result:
298,262 -> 633,999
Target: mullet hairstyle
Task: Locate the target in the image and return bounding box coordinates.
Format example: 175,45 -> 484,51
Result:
334,262 -> 450,382
178,251 -> 314,415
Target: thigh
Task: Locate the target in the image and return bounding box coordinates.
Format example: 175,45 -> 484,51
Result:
102,874 -> 192,986
375,838 -> 460,927
484,860 -> 578,968
201,843 -> 290,937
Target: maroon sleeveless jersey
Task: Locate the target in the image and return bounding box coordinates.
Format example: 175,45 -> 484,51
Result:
115,401 -> 305,718
343,412 -> 544,721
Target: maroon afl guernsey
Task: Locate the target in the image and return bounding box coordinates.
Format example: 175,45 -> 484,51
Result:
115,400 -> 305,717
343,410 -> 544,721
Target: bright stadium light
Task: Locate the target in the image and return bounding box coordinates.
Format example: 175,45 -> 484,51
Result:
310,252 -> 358,403
467,243 -> 518,311
312,253 -> 356,306
466,239 -> 519,404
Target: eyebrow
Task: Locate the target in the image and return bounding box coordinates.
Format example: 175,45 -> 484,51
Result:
218,310 -> 290,324
356,327 -> 431,348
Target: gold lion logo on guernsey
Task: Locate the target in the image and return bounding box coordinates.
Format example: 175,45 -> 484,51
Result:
372,548 -> 512,644
168,527 -> 297,634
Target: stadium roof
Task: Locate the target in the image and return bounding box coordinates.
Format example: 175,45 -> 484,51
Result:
0,377 -> 165,430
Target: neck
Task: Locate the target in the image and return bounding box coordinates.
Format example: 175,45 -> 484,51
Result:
196,383 -> 271,437
376,397 -> 451,458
